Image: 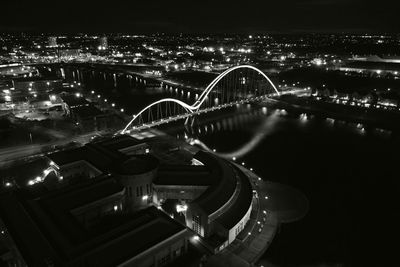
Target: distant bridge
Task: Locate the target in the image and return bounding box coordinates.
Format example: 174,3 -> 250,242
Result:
121,65 -> 280,134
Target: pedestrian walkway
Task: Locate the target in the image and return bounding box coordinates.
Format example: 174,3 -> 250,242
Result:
205,165 -> 309,267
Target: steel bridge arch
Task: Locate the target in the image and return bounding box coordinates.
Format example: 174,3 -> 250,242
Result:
192,65 -> 280,110
122,65 -> 280,133
122,98 -> 193,133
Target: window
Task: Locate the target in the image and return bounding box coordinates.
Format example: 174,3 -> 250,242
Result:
158,254 -> 171,266
140,186 -> 143,196
146,184 -> 149,194
136,187 -> 139,197
174,247 -> 181,257
192,215 -> 201,235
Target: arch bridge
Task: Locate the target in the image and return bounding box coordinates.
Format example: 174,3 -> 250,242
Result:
121,65 -> 280,134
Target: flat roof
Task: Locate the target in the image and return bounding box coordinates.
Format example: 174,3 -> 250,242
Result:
0,185 -> 186,267
25,177 -> 124,250
96,135 -> 145,152
40,176 -> 124,211
60,95 -> 90,107
215,166 -> 253,229
47,142 -> 125,171
81,208 -> 186,267
189,151 -> 237,216
0,192 -> 58,266
154,165 -> 213,186
47,136 -> 154,176
113,154 -> 159,175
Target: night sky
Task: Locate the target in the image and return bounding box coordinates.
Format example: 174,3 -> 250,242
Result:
1,0 -> 398,33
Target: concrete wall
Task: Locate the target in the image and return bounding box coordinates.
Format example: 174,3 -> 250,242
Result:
116,169 -> 157,211
57,160 -> 103,180
119,229 -> 189,267
71,191 -> 125,228
153,185 -> 208,203
228,203 -> 252,244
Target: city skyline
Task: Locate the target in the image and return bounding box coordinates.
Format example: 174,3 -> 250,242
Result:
0,2 -> 399,266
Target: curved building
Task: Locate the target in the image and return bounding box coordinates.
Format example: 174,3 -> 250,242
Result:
153,151 -> 253,252
0,135 -> 254,266
113,154 -> 159,210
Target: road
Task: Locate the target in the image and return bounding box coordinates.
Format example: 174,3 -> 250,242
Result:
0,131 -> 109,168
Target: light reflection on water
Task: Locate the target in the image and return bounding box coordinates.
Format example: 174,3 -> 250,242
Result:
64,66 -> 397,265
179,106 -> 398,266
180,105 -> 392,161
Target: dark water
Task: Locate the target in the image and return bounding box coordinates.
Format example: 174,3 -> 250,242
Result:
62,66 -> 198,115
63,67 -> 400,266
177,108 -> 400,267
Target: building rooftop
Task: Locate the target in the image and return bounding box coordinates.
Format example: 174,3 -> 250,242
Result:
0,183 -> 186,267
83,208 -> 186,267
188,151 -> 237,216
47,145 -> 118,172
154,165 -> 213,186
113,154 -> 159,175
215,166 -> 253,229
26,177 -> 124,249
47,140 -> 128,172
61,95 -> 90,108
95,134 -> 145,152
40,176 -> 124,212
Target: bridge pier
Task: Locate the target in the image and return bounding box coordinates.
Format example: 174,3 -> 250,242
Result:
184,116 -> 199,128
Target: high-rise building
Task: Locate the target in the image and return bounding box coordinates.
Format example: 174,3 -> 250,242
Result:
98,36 -> 108,50
48,36 -> 57,47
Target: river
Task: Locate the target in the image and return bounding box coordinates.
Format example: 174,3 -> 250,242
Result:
62,65 -> 400,266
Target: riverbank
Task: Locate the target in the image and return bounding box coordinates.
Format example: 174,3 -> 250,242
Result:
270,94 -> 400,132
204,164 -> 308,267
